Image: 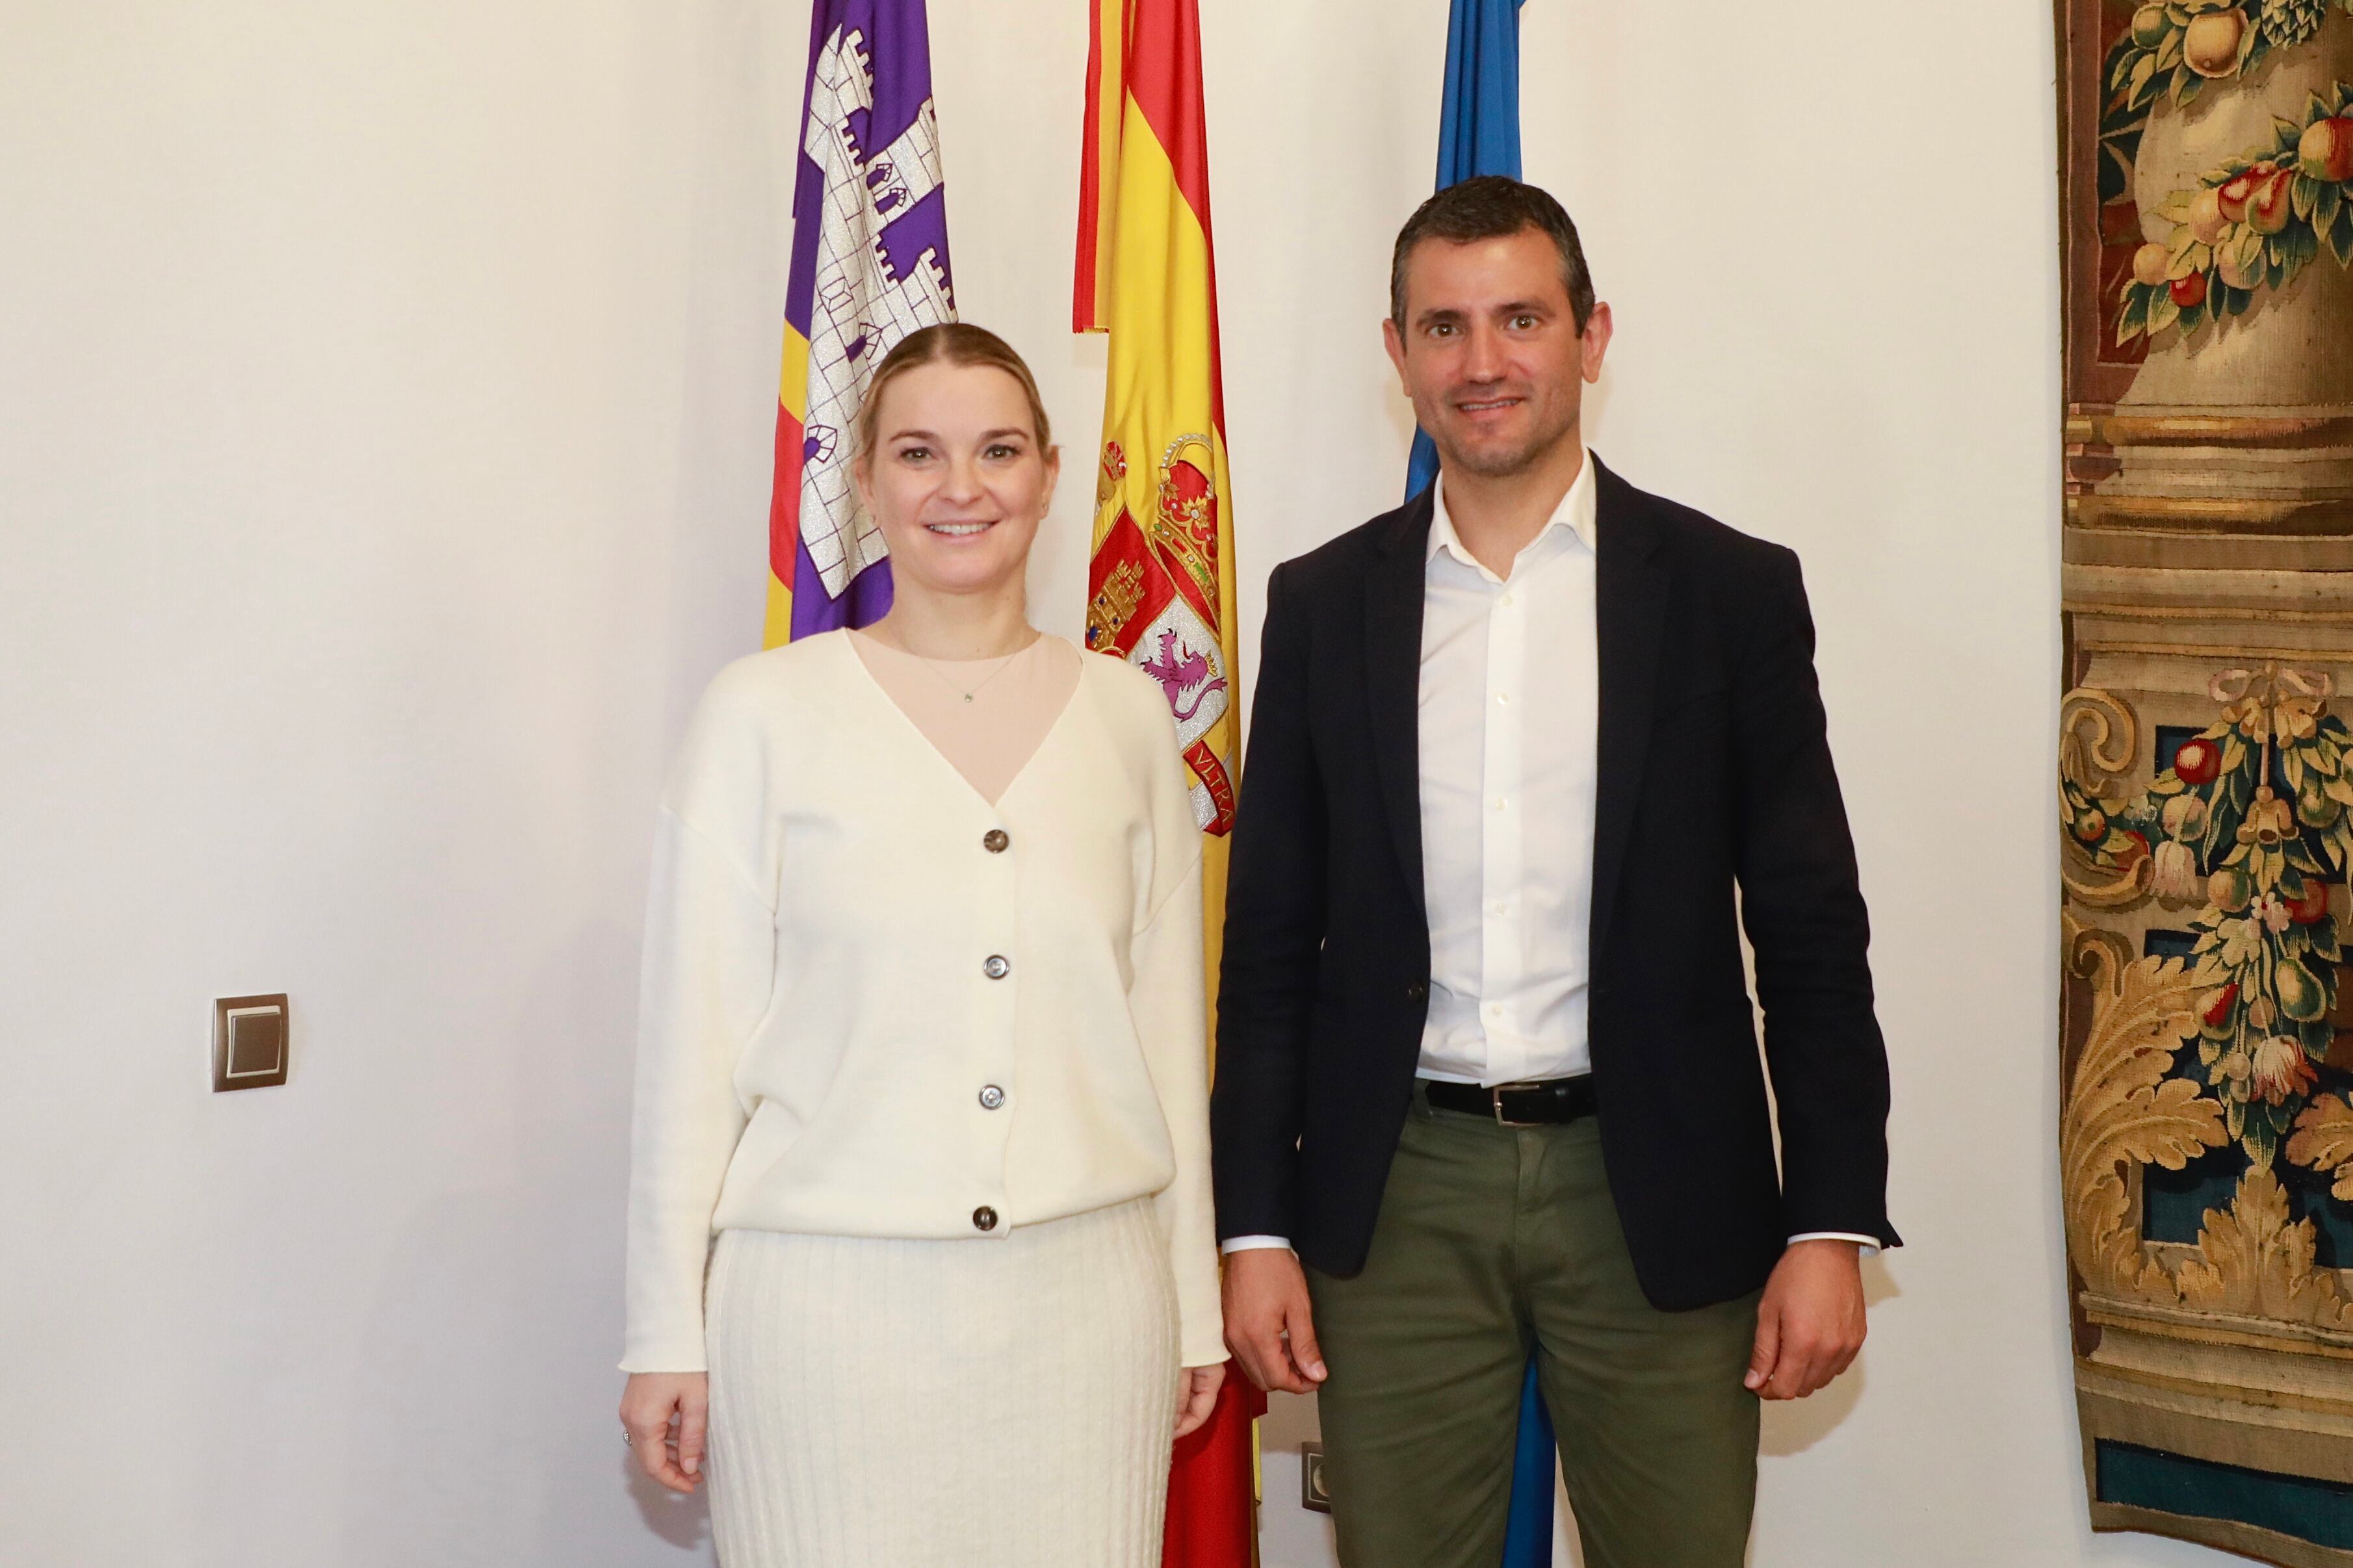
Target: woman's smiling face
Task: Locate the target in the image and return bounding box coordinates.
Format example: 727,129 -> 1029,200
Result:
855,359 -> 1058,601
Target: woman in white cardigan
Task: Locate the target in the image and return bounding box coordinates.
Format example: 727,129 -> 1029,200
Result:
618,323 -> 1227,1567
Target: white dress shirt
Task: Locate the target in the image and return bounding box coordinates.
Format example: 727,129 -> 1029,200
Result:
1415,452 -> 1602,1084
1223,452 -> 1876,1257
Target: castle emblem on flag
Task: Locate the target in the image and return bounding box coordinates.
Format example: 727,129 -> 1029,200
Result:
796,22 -> 953,602
1086,434 -> 1237,833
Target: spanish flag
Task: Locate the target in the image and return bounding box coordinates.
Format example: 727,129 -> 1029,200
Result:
1075,1 -> 1261,1562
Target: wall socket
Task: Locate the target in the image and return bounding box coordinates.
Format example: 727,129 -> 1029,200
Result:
1300,1441 -> 1331,1513
213,994 -> 289,1091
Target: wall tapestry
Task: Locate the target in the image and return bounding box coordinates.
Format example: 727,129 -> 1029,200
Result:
2060,1 -> 2353,1561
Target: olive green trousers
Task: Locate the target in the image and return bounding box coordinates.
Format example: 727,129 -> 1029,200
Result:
1305,1092 -> 1762,1568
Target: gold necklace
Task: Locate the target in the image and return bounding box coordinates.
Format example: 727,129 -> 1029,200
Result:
915,636 -> 1034,704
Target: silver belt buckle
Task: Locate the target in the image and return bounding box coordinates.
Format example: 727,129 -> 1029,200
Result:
1490,1081 -> 1545,1128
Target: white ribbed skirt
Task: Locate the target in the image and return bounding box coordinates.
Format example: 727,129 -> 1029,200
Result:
703,1197 -> 1181,1568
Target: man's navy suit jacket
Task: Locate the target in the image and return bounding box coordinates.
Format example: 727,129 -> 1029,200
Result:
1209,457 -> 1899,1309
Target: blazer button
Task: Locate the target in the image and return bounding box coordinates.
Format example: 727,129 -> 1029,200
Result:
982,829 -> 1009,853
1404,981 -> 1427,1002
972,1205 -> 999,1232
978,1084 -> 1006,1110
983,955 -> 1011,980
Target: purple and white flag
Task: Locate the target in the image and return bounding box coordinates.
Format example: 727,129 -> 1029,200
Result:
766,0 -> 955,645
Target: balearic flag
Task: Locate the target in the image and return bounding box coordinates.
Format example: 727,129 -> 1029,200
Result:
765,0 -> 955,647
1074,1 -> 1263,1563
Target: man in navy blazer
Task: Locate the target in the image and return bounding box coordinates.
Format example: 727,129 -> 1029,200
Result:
1211,177 -> 1897,1568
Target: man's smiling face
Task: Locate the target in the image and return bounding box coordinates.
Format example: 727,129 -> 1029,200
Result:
1384,227 -> 1608,481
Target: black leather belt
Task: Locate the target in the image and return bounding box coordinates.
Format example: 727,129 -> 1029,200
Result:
1422,1076 -> 1597,1127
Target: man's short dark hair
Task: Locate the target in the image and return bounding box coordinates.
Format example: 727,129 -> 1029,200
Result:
1388,175 -> 1595,331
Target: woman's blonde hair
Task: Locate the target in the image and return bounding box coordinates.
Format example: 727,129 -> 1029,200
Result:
853,322 -> 1053,465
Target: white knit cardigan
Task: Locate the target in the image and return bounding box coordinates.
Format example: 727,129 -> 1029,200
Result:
623,631 -> 1222,1372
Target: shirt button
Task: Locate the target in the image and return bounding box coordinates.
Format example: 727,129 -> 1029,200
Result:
978,1085 -> 1006,1110
983,955 -> 1010,979
1488,1003 -> 1505,1018
1494,798 -> 1508,812
972,1205 -> 999,1232
1492,901 -> 1509,916
1496,692 -> 1511,706
982,829 -> 1009,853
1500,593 -> 1514,607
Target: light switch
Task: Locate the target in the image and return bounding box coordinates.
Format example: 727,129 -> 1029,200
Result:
213,994 -> 289,1091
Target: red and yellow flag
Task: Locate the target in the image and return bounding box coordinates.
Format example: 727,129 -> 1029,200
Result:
1076,1 -> 1260,1562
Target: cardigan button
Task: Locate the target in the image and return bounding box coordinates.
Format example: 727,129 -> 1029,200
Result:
978,1085 -> 1006,1110
1404,981 -> 1427,1002
983,955 -> 1011,980
982,829 -> 1009,853
972,1205 -> 999,1232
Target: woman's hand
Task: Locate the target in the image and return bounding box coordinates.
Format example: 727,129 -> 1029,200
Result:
1173,1360 -> 1228,1441
621,1372 -> 710,1493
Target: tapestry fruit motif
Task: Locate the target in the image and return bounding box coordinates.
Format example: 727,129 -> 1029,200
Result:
2100,0 -> 2353,343
2103,1 -> 2353,166
2115,82 -> 2353,339
2065,666 -> 2353,1164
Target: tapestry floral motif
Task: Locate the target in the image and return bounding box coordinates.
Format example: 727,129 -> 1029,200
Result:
2061,665 -> 2353,1332
2064,665 -> 2352,1163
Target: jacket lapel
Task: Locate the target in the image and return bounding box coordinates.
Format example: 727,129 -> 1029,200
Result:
1365,491 -> 1435,917
1589,459 -> 1669,958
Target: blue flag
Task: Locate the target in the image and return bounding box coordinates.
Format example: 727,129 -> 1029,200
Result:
1500,1354 -> 1555,1565
1407,5 -> 1556,1561
1405,0 -> 1526,501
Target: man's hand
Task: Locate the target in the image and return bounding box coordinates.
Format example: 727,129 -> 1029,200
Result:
1222,1247 -> 1328,1394
1745,1239 -> 1866,1400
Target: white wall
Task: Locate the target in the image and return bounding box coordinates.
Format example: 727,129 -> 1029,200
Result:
0,2 -> 2233,1565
